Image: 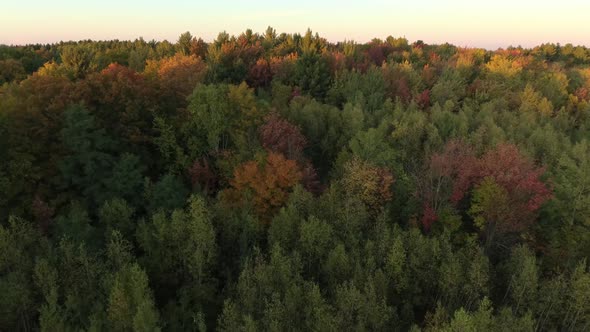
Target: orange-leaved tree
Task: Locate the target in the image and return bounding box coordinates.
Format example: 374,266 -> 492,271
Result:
224,152 -> 302,221
145,53 -> 207,101
259,113 -> 321,193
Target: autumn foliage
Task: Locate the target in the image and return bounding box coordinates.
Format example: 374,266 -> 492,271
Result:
420,140 -> 552,233
259,113 -> 307,160
247,58 -> 272,88
72,63 -> 158,143
145,53 -> 207,99
224,152 -> 302,220
341,157 -> 394,215
2,29 -> 590,332
258,113 -> 321,193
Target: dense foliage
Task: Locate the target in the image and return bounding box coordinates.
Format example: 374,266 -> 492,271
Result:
1,28 -> 590,331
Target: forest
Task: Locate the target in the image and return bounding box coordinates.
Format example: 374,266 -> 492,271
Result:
0,28 -> 589,331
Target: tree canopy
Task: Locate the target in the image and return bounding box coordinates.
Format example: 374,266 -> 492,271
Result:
1,29 -> 589,331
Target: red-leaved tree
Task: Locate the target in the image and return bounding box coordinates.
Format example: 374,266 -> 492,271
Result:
259,113 -> 307,161
419,140 -> 552,234
247,58 -> 273,88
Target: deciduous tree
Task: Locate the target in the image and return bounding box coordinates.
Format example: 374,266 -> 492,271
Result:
224,152 -> 302,220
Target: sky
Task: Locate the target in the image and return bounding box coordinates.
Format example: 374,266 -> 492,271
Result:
1,0 -> 590,49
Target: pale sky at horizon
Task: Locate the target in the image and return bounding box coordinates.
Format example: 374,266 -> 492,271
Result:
2,0 -> 589,49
